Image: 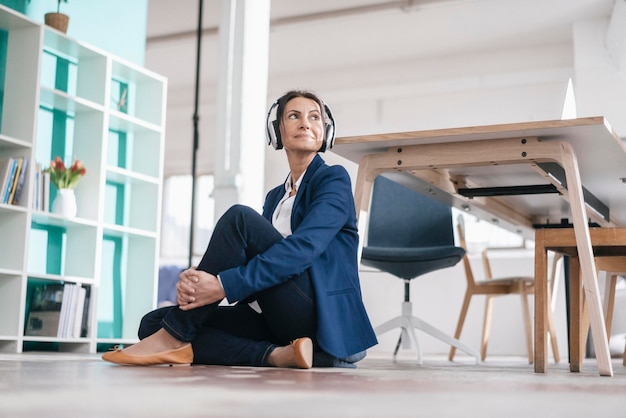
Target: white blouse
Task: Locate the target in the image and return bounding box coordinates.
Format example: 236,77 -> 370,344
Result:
271,171 -> 305,238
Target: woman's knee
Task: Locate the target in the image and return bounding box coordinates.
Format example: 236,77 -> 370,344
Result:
221,204 -> 256,223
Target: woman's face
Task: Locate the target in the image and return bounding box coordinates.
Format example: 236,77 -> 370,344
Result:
279,97 -> 324,153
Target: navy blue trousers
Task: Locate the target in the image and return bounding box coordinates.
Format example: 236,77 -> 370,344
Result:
138,205 -> 361,367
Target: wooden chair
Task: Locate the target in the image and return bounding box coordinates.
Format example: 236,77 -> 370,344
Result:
579,257 -> 626,366
449,215 -> 560,363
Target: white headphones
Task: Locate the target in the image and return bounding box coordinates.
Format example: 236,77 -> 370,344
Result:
265,94 -> 336,152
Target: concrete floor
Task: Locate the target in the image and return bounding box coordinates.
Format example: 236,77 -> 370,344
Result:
1,352 -> 626,418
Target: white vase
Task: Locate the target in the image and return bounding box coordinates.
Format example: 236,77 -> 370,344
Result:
52,188 -> 77,219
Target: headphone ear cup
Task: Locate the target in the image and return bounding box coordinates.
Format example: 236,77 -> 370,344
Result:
319,103 -> 335,152
271,119 -> 282,150
324,121 -> 335,151
266,100 -> 281,150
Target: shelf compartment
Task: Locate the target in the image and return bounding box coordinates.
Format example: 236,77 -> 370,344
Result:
106,125 -> 163,178
0,210 -> 27,271
97,233 -> 157,340
42,30 -> 107,106
104,170 -> 160,233
110,59 -> 166,127
27,220 -> 98,279
35,108 -> 105,221
23,277 -> 92,344
0,271 -> 23,336
0,144 -> 32,209
1,18 -> 40,141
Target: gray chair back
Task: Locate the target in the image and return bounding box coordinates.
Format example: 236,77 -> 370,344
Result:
367,175 -> 455,248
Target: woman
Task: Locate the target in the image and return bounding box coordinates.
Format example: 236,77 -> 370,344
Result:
102,90 -> 377,368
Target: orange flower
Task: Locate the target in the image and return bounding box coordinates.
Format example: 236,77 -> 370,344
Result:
45,157 -> 86,189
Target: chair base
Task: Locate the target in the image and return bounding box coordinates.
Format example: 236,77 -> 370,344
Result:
375,301 -> 480,364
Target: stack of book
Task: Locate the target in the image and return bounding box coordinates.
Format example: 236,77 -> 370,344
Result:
0,156 -> 29,205
31,163 -> 50,211
25,282 -> 90,338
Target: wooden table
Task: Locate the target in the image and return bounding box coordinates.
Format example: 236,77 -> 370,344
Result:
332,116 -> 626,376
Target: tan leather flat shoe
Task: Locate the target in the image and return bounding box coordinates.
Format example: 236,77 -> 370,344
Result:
102,343 -> 193,366
271,337 -> 313,369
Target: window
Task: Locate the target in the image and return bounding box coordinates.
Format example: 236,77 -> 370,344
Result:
454,208 -> 530,256
160,175 -> 215,266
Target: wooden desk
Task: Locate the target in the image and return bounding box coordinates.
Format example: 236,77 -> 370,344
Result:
333,116 -> 626,376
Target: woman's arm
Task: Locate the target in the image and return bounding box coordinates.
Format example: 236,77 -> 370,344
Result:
220,165 -> 356,302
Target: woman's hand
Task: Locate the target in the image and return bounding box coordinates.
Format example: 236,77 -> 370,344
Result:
176,267 -> 226,311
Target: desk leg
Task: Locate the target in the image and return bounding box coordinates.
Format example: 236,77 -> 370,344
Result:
559,142 -> 613,377
353,155 -> 378,219
534,229 -> 549,373
353,156 -> 380,262
569,258 -> 582,372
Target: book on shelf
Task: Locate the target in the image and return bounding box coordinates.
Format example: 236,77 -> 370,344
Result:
7,157 -> 23,204
56,283 -> 72,337
73,286 -> 87,338
32,163 -> 50,212
58,283 -> 90,338
79,286 -> 91,338
0,156 -> 29,205
0,157 -> 13,203
11,157 -> 28,205
32,163 -> 41,210
1,157 -> 17,203
42,169 -> 50,212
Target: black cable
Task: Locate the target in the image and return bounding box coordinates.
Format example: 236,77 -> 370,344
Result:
189,0 -> 203,267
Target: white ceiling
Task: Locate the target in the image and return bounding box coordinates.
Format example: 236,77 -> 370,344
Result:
145,0 -> 615,91
144,0 -> 617,176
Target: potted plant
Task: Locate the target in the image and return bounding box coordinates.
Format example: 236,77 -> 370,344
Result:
45,156 -> 87,219
44,0 -> 69,34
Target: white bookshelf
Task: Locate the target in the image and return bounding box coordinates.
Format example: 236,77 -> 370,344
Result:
0,5 -> 166,353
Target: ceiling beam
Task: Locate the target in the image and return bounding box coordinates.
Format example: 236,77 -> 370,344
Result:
146,0 -> 460,46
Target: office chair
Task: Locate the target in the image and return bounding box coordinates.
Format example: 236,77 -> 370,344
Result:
361,175 -> 480,364
449,215 -> 560,363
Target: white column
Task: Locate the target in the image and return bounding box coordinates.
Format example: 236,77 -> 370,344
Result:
572,4 -> 626,135
213,0 -> 270,220
606,0 -> 626,72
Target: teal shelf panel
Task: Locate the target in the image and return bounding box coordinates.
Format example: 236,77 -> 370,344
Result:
97,234 -> 122,339
0,29 -> 7,132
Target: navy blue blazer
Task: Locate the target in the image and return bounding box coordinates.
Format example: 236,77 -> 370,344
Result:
219,154 -> 377,358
